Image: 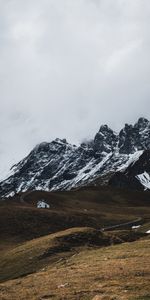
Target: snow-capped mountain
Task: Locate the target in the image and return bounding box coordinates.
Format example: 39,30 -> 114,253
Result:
0,117 -> 150,197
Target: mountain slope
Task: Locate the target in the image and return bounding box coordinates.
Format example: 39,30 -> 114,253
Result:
0,117 -> 150,197
109,150 -> 150,190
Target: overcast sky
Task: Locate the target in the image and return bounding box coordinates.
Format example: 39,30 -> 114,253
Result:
0,0 -> 150,178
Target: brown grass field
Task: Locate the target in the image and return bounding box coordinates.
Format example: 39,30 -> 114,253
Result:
0,186 -> 150,299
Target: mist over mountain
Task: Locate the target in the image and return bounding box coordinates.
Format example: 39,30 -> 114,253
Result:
0,0 -> 150,180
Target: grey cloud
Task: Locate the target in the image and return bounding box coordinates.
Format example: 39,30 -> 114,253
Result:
0,0 -> 150,177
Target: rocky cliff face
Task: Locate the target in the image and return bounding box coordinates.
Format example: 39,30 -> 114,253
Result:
109,150 -> 150,190
0,117 -> 150,197
119,118 -> 150,154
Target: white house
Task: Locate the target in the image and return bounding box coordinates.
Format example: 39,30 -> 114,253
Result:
37,200 -> 50,209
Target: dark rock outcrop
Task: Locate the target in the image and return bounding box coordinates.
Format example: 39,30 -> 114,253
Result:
109,150 -> 150,190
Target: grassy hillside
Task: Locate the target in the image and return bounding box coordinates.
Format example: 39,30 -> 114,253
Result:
0,186 -> 150,246
0,227 -> 146,283
0,235 -> 150,300
0,186 -> 150,299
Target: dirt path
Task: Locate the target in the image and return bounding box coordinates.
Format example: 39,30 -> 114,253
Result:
102,217 -> 142,231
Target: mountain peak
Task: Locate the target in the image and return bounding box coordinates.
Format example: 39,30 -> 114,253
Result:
94,124 -> 118,154
134,117 -> 149,130
137,117 -> 149,124
54,138 -> 68,144
99,124 -> 113,133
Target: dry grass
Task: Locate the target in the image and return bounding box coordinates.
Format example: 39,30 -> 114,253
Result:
0,236 -> 150,300
0,186 -> 150,299
1,227 -> 146,283
0,186 -> 150,247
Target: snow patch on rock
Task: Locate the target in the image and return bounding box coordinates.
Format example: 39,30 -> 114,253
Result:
117,151 -> 143,172
136,172 -> 150,190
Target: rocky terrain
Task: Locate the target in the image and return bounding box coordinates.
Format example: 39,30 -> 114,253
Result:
0,117 -> 150,197
109,150 -> 150,190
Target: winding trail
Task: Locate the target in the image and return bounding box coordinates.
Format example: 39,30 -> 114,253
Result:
101,217 -> 142,231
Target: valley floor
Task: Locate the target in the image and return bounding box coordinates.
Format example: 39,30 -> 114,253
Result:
0,187 -> 150,300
